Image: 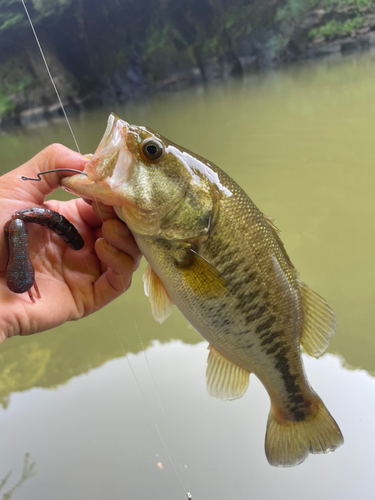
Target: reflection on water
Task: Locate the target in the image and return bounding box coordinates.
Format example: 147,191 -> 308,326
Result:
0,50 -> 375,498
0,453 -> 36,500
0,264 -> 200,405
0,342 -> 374,499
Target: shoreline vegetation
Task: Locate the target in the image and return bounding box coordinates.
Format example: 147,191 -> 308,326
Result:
1,0 -> 375,132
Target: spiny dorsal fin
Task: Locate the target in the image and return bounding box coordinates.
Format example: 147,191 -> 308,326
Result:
206,345 -> 250,400
142,264 -> 173,324
177,249 -> 228,299
299,281 -> 337,358
263,214 -> 281,234
263,214 -> 297,273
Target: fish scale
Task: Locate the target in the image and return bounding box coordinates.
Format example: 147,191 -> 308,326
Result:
61,113 -> 343,467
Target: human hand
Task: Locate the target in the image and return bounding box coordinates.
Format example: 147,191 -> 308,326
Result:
0,144 -> 141,344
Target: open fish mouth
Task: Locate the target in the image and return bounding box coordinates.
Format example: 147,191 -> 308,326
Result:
60,113 -> 133,206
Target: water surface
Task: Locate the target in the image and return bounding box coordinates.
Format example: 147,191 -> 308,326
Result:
0,51 -> 374,499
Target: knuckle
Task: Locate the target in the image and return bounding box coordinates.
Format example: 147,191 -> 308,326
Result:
43,143 -> 66,157
40,143 -> 67,169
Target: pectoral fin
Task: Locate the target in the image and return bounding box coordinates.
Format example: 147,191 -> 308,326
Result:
206,345 -> 250,400
177,249 -> 227,299
299,281 -> 337,358
142,265 -> 173,324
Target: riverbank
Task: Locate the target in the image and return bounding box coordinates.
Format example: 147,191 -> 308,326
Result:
1,0 -> 375,133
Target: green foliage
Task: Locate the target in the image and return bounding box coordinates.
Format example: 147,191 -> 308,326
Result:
0,0 -> 27,36
0,0 -> 72,39
142,23 -> 170,63
141,1 -> 255,80
32,0 -> 71,15
200,3 -> 253,56
309,16 -> 364,38
224,4 -> 253,42
322,0 -> 373,8
0,90 -> 15,116
276,0 -> 319,23
0,59 -> 33,117
141,21 -> 174,81
0,60 -> 33,92
0,0 -> 372,117
276,0 -> 373,23
266,33 -> 289,58
0,12 -> 23,31
202,34 -> 221,54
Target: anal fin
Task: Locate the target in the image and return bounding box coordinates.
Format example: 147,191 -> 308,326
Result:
300,281 -> 337,358
206,345 -> 250,401
142,264 -> 173,324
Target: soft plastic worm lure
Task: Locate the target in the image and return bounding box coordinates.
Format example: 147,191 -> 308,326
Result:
4,208 -> 84,302
3,168 -> 86,301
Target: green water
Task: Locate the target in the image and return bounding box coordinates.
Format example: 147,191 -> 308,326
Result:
0,51 -> 375,499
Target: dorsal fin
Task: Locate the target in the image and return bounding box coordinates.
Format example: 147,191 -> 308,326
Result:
263,214 -> 297,273
299,281 -> 337,358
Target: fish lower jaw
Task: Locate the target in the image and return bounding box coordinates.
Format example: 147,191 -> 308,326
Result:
60,174 -> 124,206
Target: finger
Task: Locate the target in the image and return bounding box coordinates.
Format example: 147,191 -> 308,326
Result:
102,219 -> 141,270
92,201 -> 117,222
95,238 -> 134,278
93,238 -> 134,309
94,227 -> 103,241
95,238 -> 108,275
48,199 -> 112,242
75,198 -> 105,229
3,144 -> 87,204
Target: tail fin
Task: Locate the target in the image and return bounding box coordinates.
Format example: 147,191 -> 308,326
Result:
265,396 -> 344,467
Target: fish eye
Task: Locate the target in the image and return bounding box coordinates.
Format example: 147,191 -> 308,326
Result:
140,138 -> 164,162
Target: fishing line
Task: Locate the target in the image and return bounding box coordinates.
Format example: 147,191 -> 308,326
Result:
123,292 -> 191,488
20,176 -> 193,496
98,216 -> 191,496
20,3 -> 193,497
20,0 -> 81,154
110,317 -> 190,497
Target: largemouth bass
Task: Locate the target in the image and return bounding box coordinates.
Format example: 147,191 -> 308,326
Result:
61,114 -> 343,467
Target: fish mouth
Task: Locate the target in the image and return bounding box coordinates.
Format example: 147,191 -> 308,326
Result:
60,113 -> 132,207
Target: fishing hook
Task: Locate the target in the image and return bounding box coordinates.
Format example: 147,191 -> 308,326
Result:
18,169 -> 88,182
